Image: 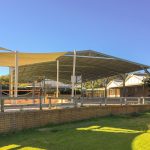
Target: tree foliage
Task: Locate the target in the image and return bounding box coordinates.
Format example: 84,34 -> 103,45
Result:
0,75 -> 9,84
84,75 -> 123,89
143,76 -> 150,87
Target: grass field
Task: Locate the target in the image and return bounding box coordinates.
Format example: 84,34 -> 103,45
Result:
0,112 -> 150,150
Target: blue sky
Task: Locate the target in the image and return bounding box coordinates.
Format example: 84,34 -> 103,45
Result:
0,0 -> 150,75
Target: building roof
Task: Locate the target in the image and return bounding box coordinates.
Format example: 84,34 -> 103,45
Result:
107,80 -> 123,89
43,79 -> 71,88
125,73 -> 146,86
107,73 -> 147,89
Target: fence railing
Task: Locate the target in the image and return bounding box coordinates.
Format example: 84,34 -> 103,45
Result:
0,96 -> 150,112
76,97 -> 150,106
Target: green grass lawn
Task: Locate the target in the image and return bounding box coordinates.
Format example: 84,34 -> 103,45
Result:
0,112 -> 150,150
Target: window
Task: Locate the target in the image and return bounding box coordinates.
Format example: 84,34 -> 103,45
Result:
110,89 -> 115,95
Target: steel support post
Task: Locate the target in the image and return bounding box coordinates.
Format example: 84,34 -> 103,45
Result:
9,67 -> 14,98
104,78 -> 108,98
32,82 -> 35,104
14,51 -> 18,100
104,78 -> 108,106
71,50 -> 76,103
143,68 -> 150,98
56,60 -> 59,98
143,68 -> 150,76
121,74 -> 127,97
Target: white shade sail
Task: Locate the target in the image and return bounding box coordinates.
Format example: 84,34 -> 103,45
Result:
16,50 -> 150,83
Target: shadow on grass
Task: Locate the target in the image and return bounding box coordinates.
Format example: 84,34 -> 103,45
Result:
0,112 -> 150,150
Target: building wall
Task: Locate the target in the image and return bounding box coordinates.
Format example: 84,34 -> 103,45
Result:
0,105 -> 150,133
86,90 -> 105,97
120,86 -> 150,97
108,86 -> 150,97
108,88 -> 120,97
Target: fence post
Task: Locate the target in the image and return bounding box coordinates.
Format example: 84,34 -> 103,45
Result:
105,98 -> 107,106
99,98 -> 102,106
125,98 -> 127,105
32,82 -> 35,104
99,97 -> 102,106
48,97 -> 52,109
61,98 -> 63,104
120,98 -> 122,106
81,96 -> 84,107
0,84 -> 2,98
43,79 -> 46,104
138,98 -> 141,105
0,84 -> 4,112
0,98 -> 4,112
39,88 -> 42,110
74,97 -> 77,108
142,98 -> 145,105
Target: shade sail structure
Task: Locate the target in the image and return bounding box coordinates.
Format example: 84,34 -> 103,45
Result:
0,47 -> 10,51
0,52 -> 67,67
12,50 -> 149,83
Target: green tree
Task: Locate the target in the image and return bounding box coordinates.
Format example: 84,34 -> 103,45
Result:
143,76 -> 150,87
0,75 -> 9,84
84,75 -> 123,89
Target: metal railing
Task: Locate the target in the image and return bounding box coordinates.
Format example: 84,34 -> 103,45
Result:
75,97 -> 150,106
0,96 -> 150,112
